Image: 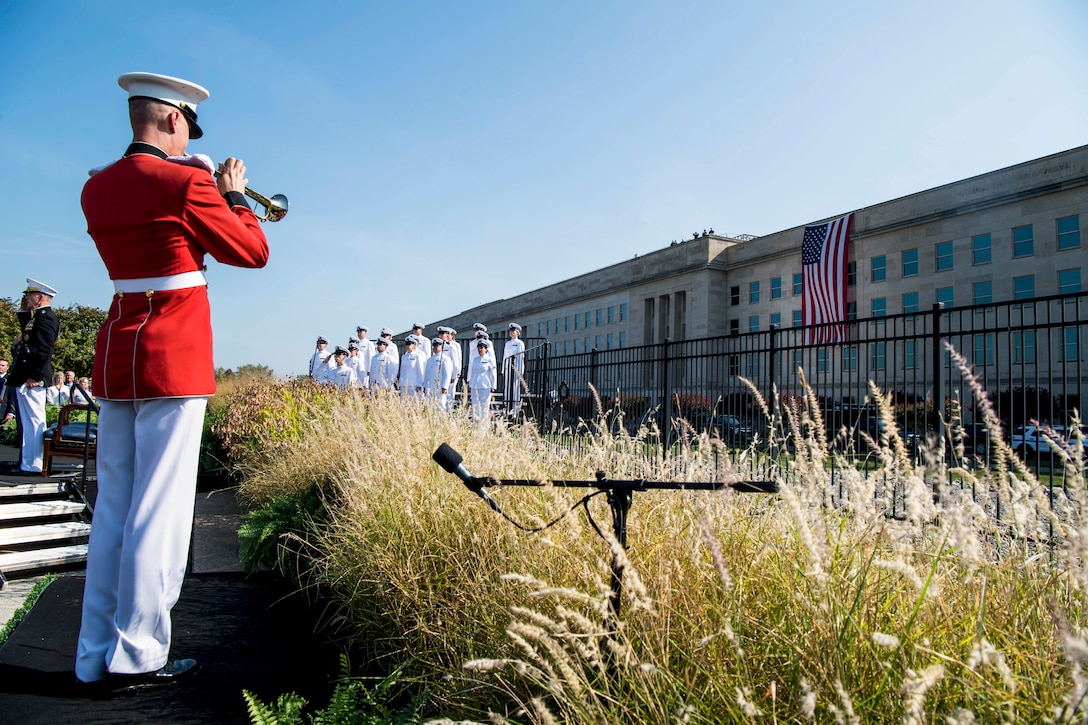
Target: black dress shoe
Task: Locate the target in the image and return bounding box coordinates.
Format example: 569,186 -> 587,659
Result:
104,658 -> 201,693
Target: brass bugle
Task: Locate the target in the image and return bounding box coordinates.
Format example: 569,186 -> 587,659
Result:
214,170 -> 289,223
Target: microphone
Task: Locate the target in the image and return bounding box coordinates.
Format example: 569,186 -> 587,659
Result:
433,443 -> 501,512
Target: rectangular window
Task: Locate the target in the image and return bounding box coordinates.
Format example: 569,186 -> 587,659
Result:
748,315 -> 759,333
564,340 -> 571,355
872,297 -> 887,317
936,287 -> 954,309
574,314 -> 580,330
546,320 -> 551,335
871,342 -> 886,371
842,345 -> 858,371
730,319 -> 739,336
936,241 -> 953,271
973,334 -> 994,366
905,340 -> 919,369
747,353 -> 760,378
972,233 -> 992,265
750,281 -> 760,303
595,335 -> 602,350
1014,275 -> 1034,300
793,273 -> 802,295
596,309 -> 603,326
973,281 -> 992,305
618,331 -> 626,348
847,261 -> 857,286
791,350 -> 803,377
846,301 -> 857,321
871,255 -> 887,282
573,339 -> 578,354
902,248 -> 919,277
730,286 -> 740,305
555,318 -> 561,334
770,312 -> 781,328
817,349 -> 830,373
606,333 -> 614,350
1063,327 -> 1081,362
902,291 -> 919,314
729,355 -> 740,376
1059,268 -> 1082,295
771,277 -> 782,299
1058,215 -> 1081,250
585,312 -> 591,328
585,337 -> 590,351
619,303 -> 627,321
537,323 -> 543,337
564,316 -> 570,332
1012,225 -> 1033,258
1014,331 -> 1035,364
607,306 -> 615,324
792,310 -> 802,327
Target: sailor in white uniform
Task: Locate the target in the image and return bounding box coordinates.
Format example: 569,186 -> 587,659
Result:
423,337 -> 454,410
369,338 -> 398,391
469,338 -> 497,421
410,323 -> 430,360
355,326 -> 374,387
309,336 -> 333,379
438,326 -> 462,402
503,322 -> 526,416
398,334 -> 427,398
329,346 -> 358,390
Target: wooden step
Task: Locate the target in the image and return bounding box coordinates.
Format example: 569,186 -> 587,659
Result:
0,501 -> 86,522
0,521 -> 92,547
0,544 -> 89,574
0,482 -> 70,499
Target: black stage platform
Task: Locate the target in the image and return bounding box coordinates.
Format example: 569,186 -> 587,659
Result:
0,573 -> 341,724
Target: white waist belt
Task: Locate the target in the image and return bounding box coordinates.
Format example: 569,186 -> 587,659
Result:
113,271 -> 207,294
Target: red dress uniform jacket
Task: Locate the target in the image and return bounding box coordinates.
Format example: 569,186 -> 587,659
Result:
81,146 -> 269,400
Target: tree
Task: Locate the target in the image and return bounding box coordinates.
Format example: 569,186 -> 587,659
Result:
53,304 -> 108,377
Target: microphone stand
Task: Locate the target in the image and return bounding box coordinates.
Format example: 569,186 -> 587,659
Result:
433,444 -> 777,621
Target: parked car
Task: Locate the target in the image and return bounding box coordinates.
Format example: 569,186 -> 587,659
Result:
1010,424 -> 1087,458
704,414 -> 753,443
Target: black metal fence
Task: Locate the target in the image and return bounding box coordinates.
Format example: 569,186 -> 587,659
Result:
476,291 -> 1087,467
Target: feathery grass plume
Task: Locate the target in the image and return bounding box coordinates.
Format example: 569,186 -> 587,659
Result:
798,678 -> 817,721
901,664 -> 945,725
965,637 -> 1016,692
829,679 -> 859,725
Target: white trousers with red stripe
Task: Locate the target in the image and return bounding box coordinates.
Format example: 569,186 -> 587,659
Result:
75,397 -> 207,682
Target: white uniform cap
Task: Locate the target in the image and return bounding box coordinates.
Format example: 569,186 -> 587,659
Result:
473,322 -> 487,332
118,72 -> 210,139
508,323 -> 522,331
25,278 -> 58,296
380,327 -> 393,336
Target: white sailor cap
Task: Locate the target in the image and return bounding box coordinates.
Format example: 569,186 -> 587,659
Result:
436,326 -> 454,335
508,322 -> 522,331
333,346 -> 349,356
375,338 -> 389,346
411,322 -> 424,330
348,343 -> 359,351
316,336 -> 329,344
380,327 -> 393,337
431,337 -> 444,346
356,325 -> 368,332
476,338 -> 493,349
349,337 -> 359,344
404,335 -> 419,345
24,278 -> 58,297
118,72 -> 209,139
473,322 -> 487,332
475,331 -> 489,339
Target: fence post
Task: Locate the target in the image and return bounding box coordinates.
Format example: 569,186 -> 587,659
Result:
931,303 -> 943,503
539,340 -> 551,436
661,338 -> 672,459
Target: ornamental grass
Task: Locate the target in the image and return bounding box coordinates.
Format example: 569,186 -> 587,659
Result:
228,348 -> 1088,723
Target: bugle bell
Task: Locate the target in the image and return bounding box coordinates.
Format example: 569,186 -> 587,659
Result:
214,170 -> 289,222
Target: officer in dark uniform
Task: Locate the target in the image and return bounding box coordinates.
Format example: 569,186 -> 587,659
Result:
6,279 -> 60,474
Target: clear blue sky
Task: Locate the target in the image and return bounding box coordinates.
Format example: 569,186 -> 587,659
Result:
1,0 -> 1085,377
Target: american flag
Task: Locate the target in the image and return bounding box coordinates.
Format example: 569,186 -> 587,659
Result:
801,212 -> 853,345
